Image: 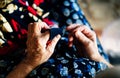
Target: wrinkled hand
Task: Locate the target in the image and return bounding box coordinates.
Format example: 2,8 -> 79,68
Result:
66,24 -> 102,61
25,22 -> 61,68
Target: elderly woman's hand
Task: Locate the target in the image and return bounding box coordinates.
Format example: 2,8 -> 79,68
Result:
66,24 -> 113,68
6,22 -> 61,78
66,24 -> 104,61
25,22 -> 61,69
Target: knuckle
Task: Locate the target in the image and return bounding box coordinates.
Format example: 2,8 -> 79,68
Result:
92,31 -> 96,37
34,37 -> 40,44
83,26 -> 90,30
52,38 -> 56,43
76,26 -> 81,29
87,40 -> 94,47
52,35 -> 60,43
75,30 -> 80,37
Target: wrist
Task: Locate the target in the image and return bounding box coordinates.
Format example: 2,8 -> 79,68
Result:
6,58 -> 35,78
97,56 -> 113,68
21,58 -> 37,70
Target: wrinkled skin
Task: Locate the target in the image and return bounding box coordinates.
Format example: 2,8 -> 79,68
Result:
66,24 -> 103,61
26,22 -> 61,68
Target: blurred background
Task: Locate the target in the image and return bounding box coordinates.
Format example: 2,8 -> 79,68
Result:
78,0 -> 120,65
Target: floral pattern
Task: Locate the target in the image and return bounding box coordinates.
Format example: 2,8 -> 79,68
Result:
0,0 -> 108,78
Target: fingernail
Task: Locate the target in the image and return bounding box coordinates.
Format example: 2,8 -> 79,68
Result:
56,34 -> 61,38
29,23 -> 33,25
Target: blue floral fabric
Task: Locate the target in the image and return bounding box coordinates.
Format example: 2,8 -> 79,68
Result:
0,0 -> 108,78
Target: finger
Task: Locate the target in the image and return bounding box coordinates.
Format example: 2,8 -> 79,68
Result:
67,26 -> 84,47
68,34 -> 74,47
31,22 -> 41,35
27,23 -> 33,40
47,34 -> 61,52
38,22 -> 50,33
41,30 -> 50,45
72,25 -> 86,33
74,30 -> 91,46
66,24 -> 83,31
40,22 -> 50,29
81,26 -> 96,41
71,26 -> 96,41
30,22 -> 49,36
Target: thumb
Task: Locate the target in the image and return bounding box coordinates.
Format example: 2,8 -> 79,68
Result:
46,34 -> 61,53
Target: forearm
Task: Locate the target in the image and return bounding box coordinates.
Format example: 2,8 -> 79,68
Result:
6,59 -> 35,78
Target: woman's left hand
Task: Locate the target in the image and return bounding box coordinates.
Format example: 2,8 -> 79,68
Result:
66,24 -> 102,61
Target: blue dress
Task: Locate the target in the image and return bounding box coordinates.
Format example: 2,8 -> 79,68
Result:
0,0 -> 108,78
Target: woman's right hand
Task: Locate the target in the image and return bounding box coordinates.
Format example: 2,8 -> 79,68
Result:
6,22 -> 61,78
25,22 -> 61,69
